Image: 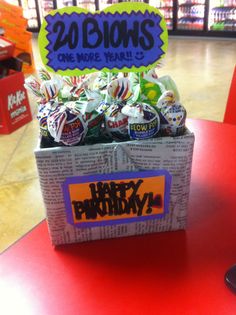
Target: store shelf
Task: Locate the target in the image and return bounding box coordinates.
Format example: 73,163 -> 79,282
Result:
177,0 -> 206,30
38,0 -> 55,23
20,0 -> 40,31
149,0 -> 174,30
56,0 -> 73,8
6,0 -> 235,37
76,0 -> 96,10
208,0 -> 236,31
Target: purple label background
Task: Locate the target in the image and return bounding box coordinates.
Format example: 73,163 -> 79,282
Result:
62,170 -> 172,228
45,11 -> 164,71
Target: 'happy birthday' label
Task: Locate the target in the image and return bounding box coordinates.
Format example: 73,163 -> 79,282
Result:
62,170 -> 171,228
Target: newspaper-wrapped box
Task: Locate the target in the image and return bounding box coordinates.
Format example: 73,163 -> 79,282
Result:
35,129 -> 194,245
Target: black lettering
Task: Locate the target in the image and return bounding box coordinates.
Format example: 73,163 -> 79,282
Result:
127,196 -> 137,214
107,198 -> 118,216
73,180 -> 157,222
103,21 -> 109,48
53,21 -> 79,51
110,21 -> 123,48
53,21 -> 67,51
140,19 -> 154,50
101,199 -> 111,216
68,22 -> 79,49
83,199 -> 96,219
92,199 -> 107,218
83,18 -> 102,48
122,20 -> 139,48
72,200 -> 85,220
89,183 -> 99,199
135,193 -> 149,216
129,179 -> 143,198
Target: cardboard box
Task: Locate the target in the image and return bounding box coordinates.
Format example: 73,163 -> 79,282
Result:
0,71 -> 32,134
0,0 -> 35,74
35,131 -> 195,245
0,36 -> 15,61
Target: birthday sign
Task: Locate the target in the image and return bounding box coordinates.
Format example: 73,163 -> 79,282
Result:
39,3 -> 168,75
63,170 -> 171,228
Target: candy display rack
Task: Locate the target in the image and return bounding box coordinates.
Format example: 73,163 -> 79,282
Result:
149,0 -> 174,30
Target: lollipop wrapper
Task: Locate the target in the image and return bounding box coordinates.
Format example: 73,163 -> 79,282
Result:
156,90 -> 186,136
47,104 -> 87,146
104,103 -> 129,141
71,92 -> 104,142
59,85 -> 73,102
40,80 -> 59,102
159,104 -> 186,136
63,75 -> 86,87
24,75 -> 43,99
129,72 -> 163,106
139,75 -> 163,106
122,103 -> 160,140
37,102 -> 59,146
157,75 -> 180,102
38,67 -> 51,81
85,111 -> 105,144
107,77 -> 133,102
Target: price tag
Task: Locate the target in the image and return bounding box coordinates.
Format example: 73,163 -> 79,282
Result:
62,170 -> 172,228
38,3 -> 168,75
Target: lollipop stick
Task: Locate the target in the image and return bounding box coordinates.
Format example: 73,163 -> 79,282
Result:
107,72 -> 111,85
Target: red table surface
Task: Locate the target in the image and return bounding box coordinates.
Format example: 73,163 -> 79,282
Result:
1,119 -> 236,315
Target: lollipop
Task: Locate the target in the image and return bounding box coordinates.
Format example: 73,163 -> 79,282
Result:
37,101 -> 59,147
104,78 -> 133,141
156,91 -> 186,136
72,90 -> 105,144
24,76 -> 43,98
40,80 -> 59,102
63,75 -> 86,87
156,90 -> 176,108
139,74 -> 163,106
157,75 -> 180,101
47,103 -> 87,146
122,103 -> 160,140
107,77 -> 133,101
93,72 -> 118,91
38,67 -> 51,81
104,104 -> 129,141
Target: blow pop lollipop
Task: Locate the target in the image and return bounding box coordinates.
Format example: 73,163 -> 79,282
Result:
122,103 -> 160,140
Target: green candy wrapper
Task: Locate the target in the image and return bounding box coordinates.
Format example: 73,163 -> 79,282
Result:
70,90 -> 105,143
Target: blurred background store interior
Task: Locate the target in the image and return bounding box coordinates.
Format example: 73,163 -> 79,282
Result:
0,0 -> 236,253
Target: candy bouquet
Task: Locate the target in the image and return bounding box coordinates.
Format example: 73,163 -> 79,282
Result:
25,67 -> 187,148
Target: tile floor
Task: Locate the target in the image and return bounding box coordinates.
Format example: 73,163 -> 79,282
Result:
0,36 -> 236,253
